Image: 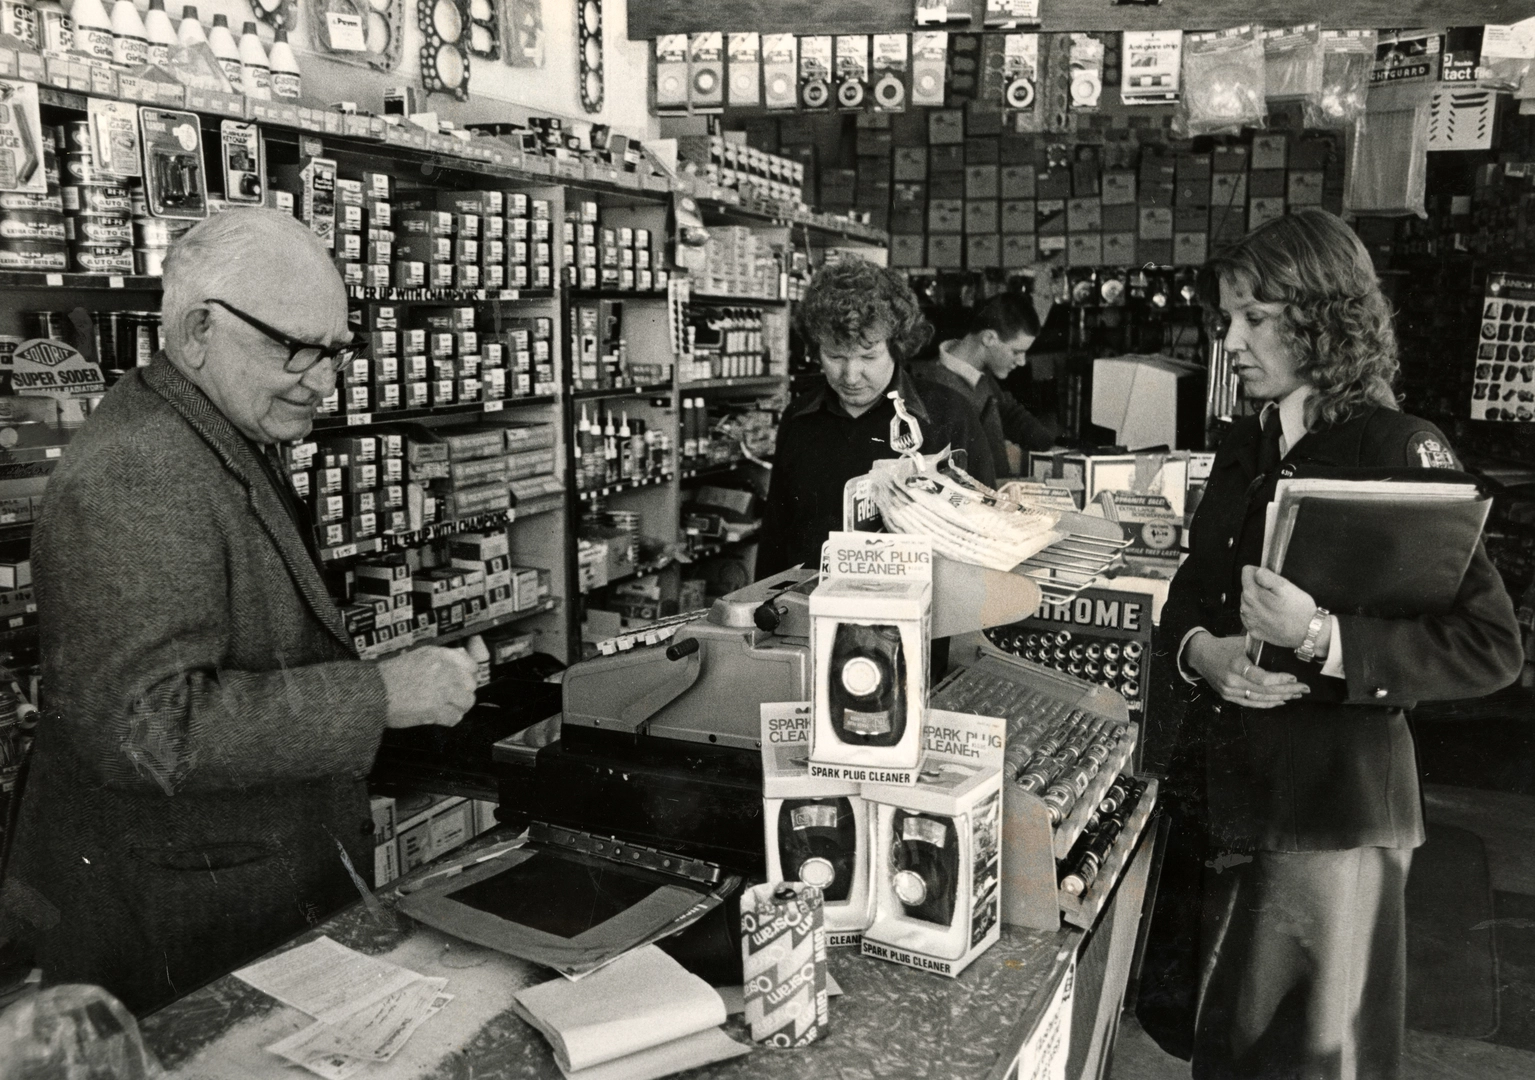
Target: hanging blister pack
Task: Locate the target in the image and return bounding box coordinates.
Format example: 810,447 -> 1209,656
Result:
834,35 -> 869,110
654,34 -> 689,111
137,107 -> 207,220
861,709 -> 1005,976
1068,33 -> 1104,109
799,35 -> 832,110
1121,30 -> 1181,106
761,702 -> 876,945
1176,25 -> 1267,136
688,30 -> 723,110
1262,24 -> 1322,104
311,0 -> 403,73
219,119 -> 263,204
762,33 -> 797,109
727,32 -> 761,107
911,31 -> 947,107
466,0 -> 498,60
871,33 -> 908,111
1002,32 -> 1039,111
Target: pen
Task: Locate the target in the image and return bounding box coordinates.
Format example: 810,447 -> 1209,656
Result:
397,835 -> 527,894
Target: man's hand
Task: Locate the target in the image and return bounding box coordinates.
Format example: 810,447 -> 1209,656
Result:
1004,441 -> 1023,475
1185,630 -> 1310,709
1240,565 -> 1319,650
377,647 -> 479,729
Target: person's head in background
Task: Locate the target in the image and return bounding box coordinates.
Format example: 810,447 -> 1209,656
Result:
797,258 -> 932,418
1198,207 -> 1399,425
945,292 -> 1041,380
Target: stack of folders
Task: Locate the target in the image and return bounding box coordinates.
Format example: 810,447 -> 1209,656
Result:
1250,468 -> 1492,696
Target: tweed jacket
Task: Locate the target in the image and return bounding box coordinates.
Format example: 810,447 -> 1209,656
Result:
1157,405 -> 1522,853
1,354 -> 389,1013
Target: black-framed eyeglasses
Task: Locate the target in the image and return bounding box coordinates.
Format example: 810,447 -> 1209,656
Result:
205,297 -> 361,375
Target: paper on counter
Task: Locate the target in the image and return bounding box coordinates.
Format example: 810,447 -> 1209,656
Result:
559,1027 -> 749,1080
267,976 -> 452,1067
234,936 -> 422,1023
512,945 -> 728,1073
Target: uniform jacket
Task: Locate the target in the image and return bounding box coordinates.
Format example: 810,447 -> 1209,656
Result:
0,355 -> 390,1014
911,358 -> 1056,476
1158,405 -> 1521,852
755,367 -> 996,579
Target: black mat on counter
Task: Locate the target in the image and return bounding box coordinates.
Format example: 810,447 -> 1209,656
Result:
1489,891 -> 1535,1053
1405,823 -> 1498,1038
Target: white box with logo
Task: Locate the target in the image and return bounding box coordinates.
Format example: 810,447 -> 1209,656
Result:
861,709 -> 1004,977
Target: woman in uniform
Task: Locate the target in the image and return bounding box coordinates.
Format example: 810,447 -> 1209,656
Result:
756,258 -> 994,579
1158,208 -> 1522,1079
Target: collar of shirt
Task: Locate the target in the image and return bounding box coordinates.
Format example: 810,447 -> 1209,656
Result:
789,365 -> 933,423
1262,384 -> 1313,457
938,340 -> 985,388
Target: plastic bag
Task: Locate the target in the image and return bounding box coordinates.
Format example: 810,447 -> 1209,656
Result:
1481,20 -> 1535,93
1345,83 -> 1430,219
1263,24 -> 1323,102
0,985 -> 162,1080
1309,30 -> 1376,129
1176,25 -> 1266,137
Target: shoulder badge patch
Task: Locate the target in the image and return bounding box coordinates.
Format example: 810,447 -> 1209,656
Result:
1408,431 -> 1458,470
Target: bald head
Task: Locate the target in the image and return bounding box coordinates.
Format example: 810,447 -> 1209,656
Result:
161,208 -> 345,360
158,209 -> 349,444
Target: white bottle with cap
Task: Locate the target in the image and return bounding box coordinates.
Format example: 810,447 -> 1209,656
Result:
465,635 -> 490,688
175,3 -> 204,46
238,21 -> 270,98
268,27 -> 301,100
142,0 -> 173,66
206,12 -> 240,87
68,0 -> 116,64
109,0 -> 147,67
36,0 -> 74,57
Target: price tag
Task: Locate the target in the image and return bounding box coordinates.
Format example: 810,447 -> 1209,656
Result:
499,289 -> 520,300
483,400 -> 504,412
345,412 -> 372,427
45,273 -> 63,286
7,616 -> 21,628
331,542 -> 359,560
108,276 -> 125,288
45,447 -> 62,458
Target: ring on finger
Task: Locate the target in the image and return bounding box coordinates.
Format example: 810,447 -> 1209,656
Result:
1244,688 -> 1251,699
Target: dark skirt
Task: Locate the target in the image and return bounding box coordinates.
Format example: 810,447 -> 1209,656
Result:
1193,847 -> 1413,1080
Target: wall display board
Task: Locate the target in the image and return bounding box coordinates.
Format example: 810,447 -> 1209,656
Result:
1474,272 -> 1535,423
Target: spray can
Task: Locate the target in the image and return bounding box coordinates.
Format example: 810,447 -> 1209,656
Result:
740,881 -> 828,1048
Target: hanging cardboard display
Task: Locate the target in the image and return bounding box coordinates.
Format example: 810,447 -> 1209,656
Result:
835,35 -> 870,110
872,34 -> 909,112
688,30 -> 723,110
911,31 -> 947,107
654,34 -> 689,110
727,32 -> 761,107
763,33 -> 798,109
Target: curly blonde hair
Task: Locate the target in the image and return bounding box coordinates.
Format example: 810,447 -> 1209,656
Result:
797,257 -> 932,362
1199,208 -> 1400,426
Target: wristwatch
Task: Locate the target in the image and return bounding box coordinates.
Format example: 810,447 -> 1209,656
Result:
1295,606 -> 1330,663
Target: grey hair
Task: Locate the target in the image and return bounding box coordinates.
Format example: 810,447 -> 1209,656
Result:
160,208 -> 336,356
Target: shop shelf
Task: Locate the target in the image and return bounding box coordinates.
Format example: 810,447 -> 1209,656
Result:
678,459 -> 749,482
679,529 -> 760,562
581,555 -> 675,595
567,289 -> 669,301
678,376 -> 786,392
570,383 -> 672,401
432,599 -> 562,647
687,294 -> 787,307
0,522 -> 34,545
576,472 -> 673,502
0,271 -> 161,291
346,287 -> 555,304
310,396 -> 555,431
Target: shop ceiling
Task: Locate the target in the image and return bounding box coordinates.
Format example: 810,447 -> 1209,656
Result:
628,1 -> 1521,38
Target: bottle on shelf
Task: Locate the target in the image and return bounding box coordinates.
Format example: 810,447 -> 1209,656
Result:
109,0 -> 147,67
602,411 -> 618,485
175,4 -> 204,47
465,635 -> 490,687
206,13 -> 240,87
143,0 -> 174,66
618,413 -> 633,481
36,0 -> 73,57
578,404 -> 598,489
680,397 -> 696,461
238,21 -> 270,99
69,0 -> 116,64
268,27 -> 301,100
573,440 -> 586,492
628,416 -> 645,480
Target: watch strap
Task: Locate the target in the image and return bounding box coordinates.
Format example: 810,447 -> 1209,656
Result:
1295,606 -> 1330,663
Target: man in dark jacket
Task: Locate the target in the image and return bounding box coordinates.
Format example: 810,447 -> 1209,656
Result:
913,292 -> 1058,477
756,259 -> 995,579
0,209 -> 479,1014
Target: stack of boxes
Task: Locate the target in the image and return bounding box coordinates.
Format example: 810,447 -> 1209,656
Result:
502,315 -> 556,397
371,793 -> 500,887
283,432 -> 407,551
403,420 -> 558,529
347,554 -> 417,653
331,170 -> 393,290
563,201 -> 660,293
697,226 -> 782,299
674,135 -> 807,209
877,113 -> 1345,271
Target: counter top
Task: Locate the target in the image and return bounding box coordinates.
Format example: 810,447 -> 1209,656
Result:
141,830 -> 1081,1080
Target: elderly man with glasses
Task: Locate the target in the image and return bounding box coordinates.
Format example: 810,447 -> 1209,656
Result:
0,209 -> 479,1014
